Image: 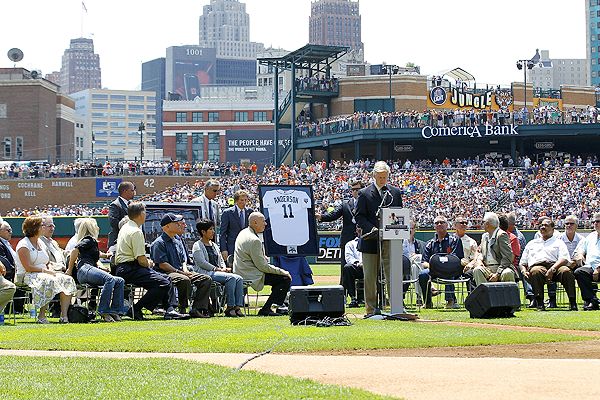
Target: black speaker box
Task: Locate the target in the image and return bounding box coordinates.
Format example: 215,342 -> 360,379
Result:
289,285 -> 345,323
464,282 -> 520,318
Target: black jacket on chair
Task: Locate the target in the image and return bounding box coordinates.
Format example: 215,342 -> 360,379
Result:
355,183 -> 403,254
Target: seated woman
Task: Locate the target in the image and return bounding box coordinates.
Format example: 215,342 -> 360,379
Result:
192,219 -> 245,317
15,216 -> 76,324
66,218 -> 126,322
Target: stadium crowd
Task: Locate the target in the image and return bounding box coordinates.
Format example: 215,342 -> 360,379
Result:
6,155 -> 600,231
296,105 -> 599,137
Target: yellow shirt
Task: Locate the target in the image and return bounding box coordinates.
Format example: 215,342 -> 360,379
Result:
115,220 -> 146,264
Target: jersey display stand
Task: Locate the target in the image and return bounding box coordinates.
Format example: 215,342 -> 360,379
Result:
259,185 -> 319,256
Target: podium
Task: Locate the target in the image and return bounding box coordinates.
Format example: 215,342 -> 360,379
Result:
380,207 -> 410,315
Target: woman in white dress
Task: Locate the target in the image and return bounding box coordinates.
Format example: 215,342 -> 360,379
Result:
15,216 -> 76,323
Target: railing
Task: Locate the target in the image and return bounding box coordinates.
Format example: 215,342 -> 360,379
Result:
294,78 -> 339,95
278,90 -> 292,118
296,109 -> 598,138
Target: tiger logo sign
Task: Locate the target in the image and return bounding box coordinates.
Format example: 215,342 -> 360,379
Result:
495,90 -> 513,108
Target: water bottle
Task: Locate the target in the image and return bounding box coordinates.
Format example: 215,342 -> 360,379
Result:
29,308 -> 36,318
0,313 -> 4,325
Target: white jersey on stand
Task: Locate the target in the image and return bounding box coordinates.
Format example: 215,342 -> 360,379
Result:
263,189 -> 312,246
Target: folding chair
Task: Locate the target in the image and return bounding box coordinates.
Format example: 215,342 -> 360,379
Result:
6,283 -> 32,325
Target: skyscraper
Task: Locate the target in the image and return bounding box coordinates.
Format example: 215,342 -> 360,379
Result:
309,0 -> 363,54
586,0 -> 600,86
199,0 -> 264,60
59,38 -> 101,94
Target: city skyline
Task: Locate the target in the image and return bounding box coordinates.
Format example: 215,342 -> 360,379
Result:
1,0 -> 586,90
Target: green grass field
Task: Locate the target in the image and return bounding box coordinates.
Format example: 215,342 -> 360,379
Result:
0,313 -> 592,354
1,356 -> 393,400
2,263 -> 598,399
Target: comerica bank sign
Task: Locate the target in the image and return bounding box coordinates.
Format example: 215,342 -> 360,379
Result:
421,124 -> 519,139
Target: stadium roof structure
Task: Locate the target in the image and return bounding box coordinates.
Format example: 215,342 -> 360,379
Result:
441,67 -> 476,82
258,44 -> 349,73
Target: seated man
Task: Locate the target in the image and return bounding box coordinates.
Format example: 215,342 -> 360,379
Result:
573,212 -> 600,311
150,213 -> 212,318
0,260 -> 16,315
418,215 -> 464,309
520,217 -> 577,311
233,212 -> 292,316
472,212 -> 515,286
114,202 -> 178,320
343,233 -> 364,308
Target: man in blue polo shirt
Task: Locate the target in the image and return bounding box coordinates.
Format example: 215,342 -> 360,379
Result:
418,215 -> 464,309
151,213 -> 212,318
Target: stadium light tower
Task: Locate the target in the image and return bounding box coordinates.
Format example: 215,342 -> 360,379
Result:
381,63 -> 399,111
516,49 -> 541,121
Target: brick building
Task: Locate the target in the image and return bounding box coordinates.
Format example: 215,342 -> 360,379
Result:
0,68 -> 75,163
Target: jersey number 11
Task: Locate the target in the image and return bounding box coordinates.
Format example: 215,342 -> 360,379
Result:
282,204 -> 295,218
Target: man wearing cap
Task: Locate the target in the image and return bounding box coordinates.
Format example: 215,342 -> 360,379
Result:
150,213 -> 212,318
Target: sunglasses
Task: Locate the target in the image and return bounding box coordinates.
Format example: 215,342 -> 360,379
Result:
564,222 -> 576,225
434,221 -> 446,225
456,221 -> 467,225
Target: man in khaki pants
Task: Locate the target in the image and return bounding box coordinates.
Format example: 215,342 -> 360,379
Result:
472,212 -> 515,286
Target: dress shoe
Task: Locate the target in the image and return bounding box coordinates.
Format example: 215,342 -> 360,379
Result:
257,308 -> 280,316
347,300 -> 360,308
189,309 -> 211,318
546,297 -> 558,309
110,314 -> 122,322
235,307 -> 246,317
164,309 -> 190,320
100,313 -> 115,322
224,307 -> 238,318
536,304 -> 546,311
583,299 -> 600,311
152,307 -> 166,316
126,307 -> 144,320
569,303 -> 578,311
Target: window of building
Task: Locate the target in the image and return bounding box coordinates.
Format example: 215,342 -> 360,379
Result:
253,111 -> 268,121
129,95 -> 145,102
129,104 -> 145,110
16,137 -> 22,159
110,94 -> 126,101
111,104 -> 126,110
208,112 -> 219,122
207,132 -> 220,161
234,112 -> 248,122
176,112 -> 187,122
92,103 -> 108,109
192,112 -> 203,122
192,133 -> 204,162
176,133 -> 188,161
91,94 -> 108,100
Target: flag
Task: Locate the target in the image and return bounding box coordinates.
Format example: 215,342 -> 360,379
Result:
82,1 -> 88,13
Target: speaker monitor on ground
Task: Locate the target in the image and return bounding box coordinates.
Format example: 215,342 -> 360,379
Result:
464,282 -> 520,318
289,285 -> 345,323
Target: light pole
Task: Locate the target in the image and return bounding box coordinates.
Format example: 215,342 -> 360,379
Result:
138,121 -> 145,164
516,50 -> 540,122
91,131 -> 95,162
381,64 -> 399,111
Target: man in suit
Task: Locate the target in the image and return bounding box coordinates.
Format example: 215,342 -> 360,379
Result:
108,181 -> 136,247
318,179 -> 362,283
233,212 -> 291,316
355,161 -> 403,317
0,221 -> 16,282
219,189 -> 253,261
472,212 -> 515,286
192,179 -> 221,231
